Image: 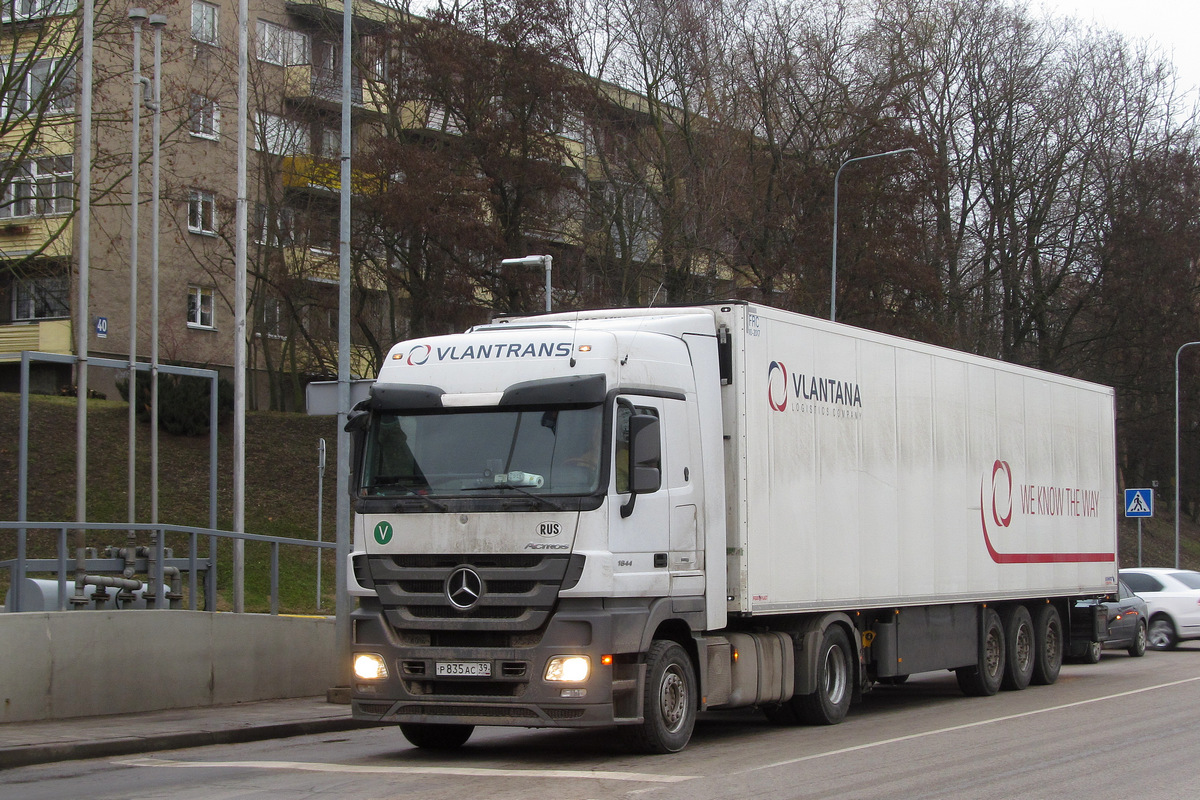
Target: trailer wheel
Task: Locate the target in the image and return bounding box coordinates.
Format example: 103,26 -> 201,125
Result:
956,607 -> 1005,697
795,626 -> 853,725
626,640 -> 697,754
1030,603 -> 1063,685
398,723 -> 474,750
1001,605 -> 1035,690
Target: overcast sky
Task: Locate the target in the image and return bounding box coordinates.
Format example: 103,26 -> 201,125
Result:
1040,0 -> 1200,92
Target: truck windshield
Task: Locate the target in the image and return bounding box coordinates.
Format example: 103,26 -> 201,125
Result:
360,405 -> 604,498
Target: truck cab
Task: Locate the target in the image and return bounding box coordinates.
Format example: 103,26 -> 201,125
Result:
346,309 -> 727,752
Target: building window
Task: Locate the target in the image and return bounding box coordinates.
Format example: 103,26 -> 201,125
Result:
2,57 -> 76,116
187,189 -> 217,234
0,155 -> 73,219
187,286 -> 215,329
261,295 -> 286,338
256,20 -> 309,66
13,273 -> 70,320
255,111 -> 309,156
253,203 -> 295,247
189,95 -> 219,139
191,0 -> 218,45
2,0 -> 77,22
318,126 -> 340,159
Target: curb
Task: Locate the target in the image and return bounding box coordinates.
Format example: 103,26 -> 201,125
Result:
0,717 -> 378,771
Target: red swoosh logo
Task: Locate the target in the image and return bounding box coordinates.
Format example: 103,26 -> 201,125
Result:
978,481 -> 1114,564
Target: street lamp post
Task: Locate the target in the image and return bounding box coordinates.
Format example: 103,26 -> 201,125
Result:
1176,342 -> 1200,568
831,147 -> 915,322
501,255 -> 553,312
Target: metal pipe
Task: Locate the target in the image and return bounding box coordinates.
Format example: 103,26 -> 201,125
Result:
149,14 -> 165,533
234,0 -> 249,613
128,8 -> 148,532
1175,342 -> 1200,568
335,0 -> 354,682
57,527 -> 68,611
316,438 -> 325,610
270,542 -> 279,615
75,0 -> 95,604
16,353 -> 30,612
209,378 -> 218,611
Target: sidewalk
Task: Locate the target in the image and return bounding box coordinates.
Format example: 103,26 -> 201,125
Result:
0,697 -> 377,771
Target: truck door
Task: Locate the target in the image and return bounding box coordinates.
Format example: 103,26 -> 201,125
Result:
664,398 -> 702,596
608,396 -> 700,597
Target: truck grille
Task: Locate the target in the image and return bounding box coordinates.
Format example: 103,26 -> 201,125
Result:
367,553 -> 583,632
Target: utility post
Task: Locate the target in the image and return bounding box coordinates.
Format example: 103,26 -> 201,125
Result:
501,255 -> 553,313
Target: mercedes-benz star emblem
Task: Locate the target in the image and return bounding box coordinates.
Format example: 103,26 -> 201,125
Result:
446,567 -> 483,610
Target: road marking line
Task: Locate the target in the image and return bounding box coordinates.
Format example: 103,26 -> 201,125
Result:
740,675 -> 1200,774
115,756 -> 694,783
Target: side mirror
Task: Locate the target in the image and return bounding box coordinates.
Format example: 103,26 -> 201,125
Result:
620,414 -> 660,518
628,414 -> 661,493
346,402 -> 370,500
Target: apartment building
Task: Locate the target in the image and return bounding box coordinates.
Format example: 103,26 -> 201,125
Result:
0,0 -> 682,405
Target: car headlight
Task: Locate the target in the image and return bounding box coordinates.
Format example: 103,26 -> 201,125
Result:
354,653 -> 388,680
544,655 -> 590,682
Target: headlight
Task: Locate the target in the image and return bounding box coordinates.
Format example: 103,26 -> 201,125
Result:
354,653 -> 388,680
544,655 -> 590,682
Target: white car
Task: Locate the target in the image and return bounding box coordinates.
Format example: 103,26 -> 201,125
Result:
1118,568 -> 1200,649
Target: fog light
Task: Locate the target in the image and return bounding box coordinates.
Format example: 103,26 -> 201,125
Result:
544,655 -> 590,682
354,653 -> 388,680
560,688 -> 587,698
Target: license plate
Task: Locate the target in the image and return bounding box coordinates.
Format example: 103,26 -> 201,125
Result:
435,661 -> 492,677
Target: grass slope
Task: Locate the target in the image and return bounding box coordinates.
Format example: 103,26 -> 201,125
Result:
0,392 -> 338,613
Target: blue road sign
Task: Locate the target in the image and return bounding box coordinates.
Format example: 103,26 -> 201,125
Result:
1125,488 -> 1153,518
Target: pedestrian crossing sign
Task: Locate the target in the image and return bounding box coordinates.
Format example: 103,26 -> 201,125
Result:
1125,489 -> 1153,518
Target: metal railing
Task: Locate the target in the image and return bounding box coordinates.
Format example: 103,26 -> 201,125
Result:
1,521 -> 334,614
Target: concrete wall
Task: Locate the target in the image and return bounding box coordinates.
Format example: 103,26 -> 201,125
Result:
0,611 -> 337,723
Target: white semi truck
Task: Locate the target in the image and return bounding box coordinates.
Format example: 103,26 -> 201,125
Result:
346,302 -> 1118,753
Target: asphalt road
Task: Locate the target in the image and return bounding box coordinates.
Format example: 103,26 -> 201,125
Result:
5,645 -> 1200,800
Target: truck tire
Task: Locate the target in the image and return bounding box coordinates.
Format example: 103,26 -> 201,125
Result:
1148,616 -> 1178,650
1030,603 -> 1063,685
1000,605 -> 1035,690
795,626 -> 853,725
626,640 -> 697,754
956,607 -> 1005,697
398,723 -> 474,750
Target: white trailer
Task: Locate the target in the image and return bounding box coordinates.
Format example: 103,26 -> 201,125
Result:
346,302 -> 1118,753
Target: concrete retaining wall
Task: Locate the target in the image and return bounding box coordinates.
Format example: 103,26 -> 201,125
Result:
0,611 -> 337,723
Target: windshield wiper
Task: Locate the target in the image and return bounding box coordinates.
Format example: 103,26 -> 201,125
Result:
462,482 -> 565,511
392,493 -> 448,512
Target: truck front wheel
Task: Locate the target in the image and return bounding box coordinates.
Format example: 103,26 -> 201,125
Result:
399,723 -> 474,750
796,626 -> 853,725
956,606 -> 1005,696
627,640 -> 697,754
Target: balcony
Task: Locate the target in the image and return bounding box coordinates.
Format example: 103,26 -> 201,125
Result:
0,318 -> 72,360
0,217 -> 73,260
283,245 -> 384,291
280,154 -> 377,195
283,64 -> 379,109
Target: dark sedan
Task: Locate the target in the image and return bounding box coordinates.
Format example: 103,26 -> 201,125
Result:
1072,580 -> 1148,662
